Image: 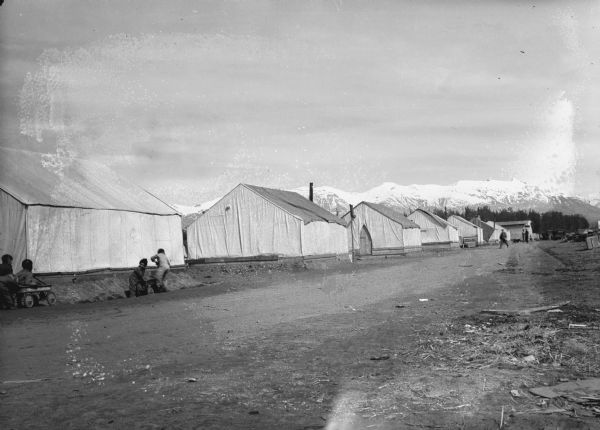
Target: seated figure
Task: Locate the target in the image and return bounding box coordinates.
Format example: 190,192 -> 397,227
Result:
15,259 -> 39,286
0,254 -> 18,309
128,258 -> 148,297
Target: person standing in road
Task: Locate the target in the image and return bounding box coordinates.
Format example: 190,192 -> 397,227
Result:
150,249 -> 171,292
499,230 -> 509,249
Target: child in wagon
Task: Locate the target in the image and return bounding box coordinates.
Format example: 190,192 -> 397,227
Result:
15,259 -> 42,286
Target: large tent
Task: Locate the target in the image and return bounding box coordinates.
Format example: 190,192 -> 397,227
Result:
186,184 -> 348,259
0,147 -> 185,273
447,215 -> 484,246
342,202 -> 421,256
469,217 -> 507,243
482,220 -> 511,242
470,217 -> 497,242
407,209 -> 460,248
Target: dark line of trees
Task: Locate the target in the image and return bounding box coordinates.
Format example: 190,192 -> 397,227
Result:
433,206 -> 589,233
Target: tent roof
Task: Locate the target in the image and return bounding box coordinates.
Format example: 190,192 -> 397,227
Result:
448,214 -> 480,229
411,208 -> 455,229
496,220 -> 532,227
243,184 -> 346,226
470,218 -> 495,234
0,147 -> 177,215
359,202 -> 420,229
483,220 -> 505,231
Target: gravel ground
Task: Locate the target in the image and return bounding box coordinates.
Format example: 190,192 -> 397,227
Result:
1,241 -> 599,429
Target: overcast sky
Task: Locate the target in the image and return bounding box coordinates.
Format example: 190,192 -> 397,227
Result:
1,0 -> 599,204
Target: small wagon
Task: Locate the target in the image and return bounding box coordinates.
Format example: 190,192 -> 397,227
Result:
16,284 -> 57,308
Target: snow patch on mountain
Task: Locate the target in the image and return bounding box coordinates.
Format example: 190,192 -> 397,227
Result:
293,178 -> 562,215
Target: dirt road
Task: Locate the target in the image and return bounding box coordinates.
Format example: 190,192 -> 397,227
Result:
1,242 -> 599,429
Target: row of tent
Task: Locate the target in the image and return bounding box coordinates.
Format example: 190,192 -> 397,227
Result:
0,148 -> 514,274
185,183 -> 512,260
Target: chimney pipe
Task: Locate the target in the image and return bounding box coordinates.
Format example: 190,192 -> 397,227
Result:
309,182 -> 314,202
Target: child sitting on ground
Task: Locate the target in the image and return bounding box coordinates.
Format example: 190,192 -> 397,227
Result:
128,259 -> 148,297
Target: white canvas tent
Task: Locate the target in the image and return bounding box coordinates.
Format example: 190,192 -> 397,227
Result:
342,202 -> 421,255
186,184 -> 348,259
470,217 -> 498,243
407,209 -> 460,247
447,215 -> 484,245
0,147 -> 185,273
483,220 -> 511,242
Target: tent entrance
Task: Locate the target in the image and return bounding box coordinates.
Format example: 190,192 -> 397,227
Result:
359,225 -> 373,255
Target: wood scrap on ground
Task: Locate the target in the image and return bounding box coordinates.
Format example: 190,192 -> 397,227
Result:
530,378 -> 600,402
481,301 -> 570,316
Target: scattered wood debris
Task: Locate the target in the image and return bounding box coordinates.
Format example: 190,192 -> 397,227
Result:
481,301 -> 570,316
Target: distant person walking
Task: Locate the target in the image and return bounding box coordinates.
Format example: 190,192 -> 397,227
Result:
524,229 -> 530,243
151,249 -> 171,292
499,230 -> 509,249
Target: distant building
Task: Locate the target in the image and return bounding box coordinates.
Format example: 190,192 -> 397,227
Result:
496,220 -> 533,242
407,209 -> 460,248
342,201 -> 421,256
185,184 -> 348,260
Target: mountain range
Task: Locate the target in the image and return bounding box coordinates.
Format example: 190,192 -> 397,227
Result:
173,179 -> 600,226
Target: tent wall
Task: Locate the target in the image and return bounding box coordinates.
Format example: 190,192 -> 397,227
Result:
344,204 -> 421,253
301,221 -> 347,257
487,227 -> 500,242
186,185 -> 302,259
448,216 -> 484,245
408,210 -> 459,246
26,206 -> 184,272
0,190 -> 27,266
484,221 -> 510,242
402,228 -> 422,251
345,205 -> 403,250
476,221 -> 495,242
408,211 -> 448,244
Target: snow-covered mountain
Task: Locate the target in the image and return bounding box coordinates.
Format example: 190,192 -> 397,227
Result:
176,179 -> 600,224
292,179 -> 600,222
587,193 -> 600,209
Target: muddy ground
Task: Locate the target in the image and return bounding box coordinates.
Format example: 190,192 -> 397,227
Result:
1,241 -> 599,430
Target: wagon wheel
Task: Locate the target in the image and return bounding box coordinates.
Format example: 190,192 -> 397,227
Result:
46,292 -> 57,306
21,294 -> 35,308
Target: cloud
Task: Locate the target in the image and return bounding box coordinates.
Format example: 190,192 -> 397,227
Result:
12,2 -> 600,202
511,93 -> 577,195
